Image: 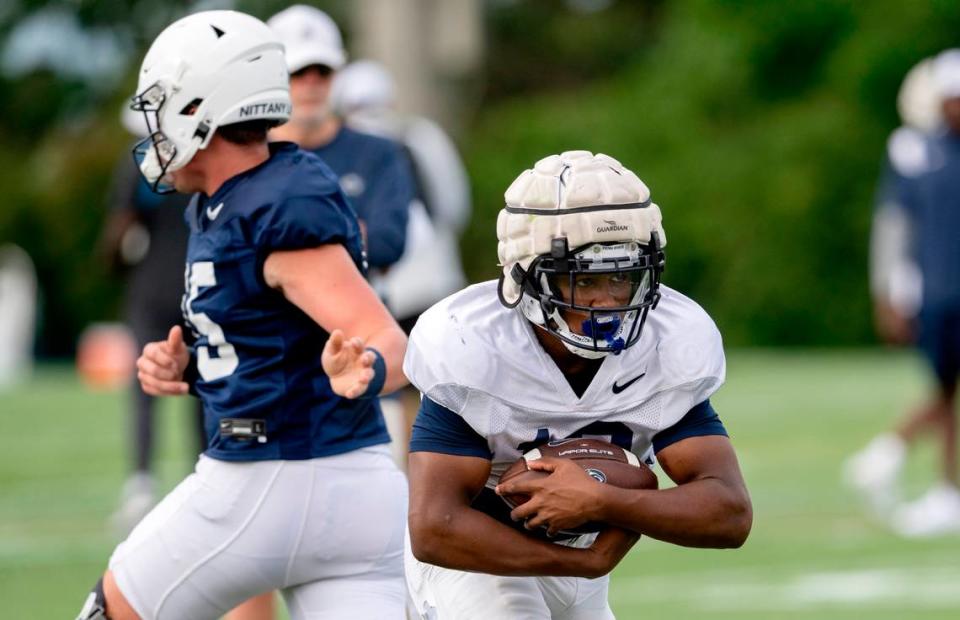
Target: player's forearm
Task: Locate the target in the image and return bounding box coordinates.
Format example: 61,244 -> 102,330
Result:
409,506 -> 602,578
597,478 -> 752,548
588,526 -> 641,572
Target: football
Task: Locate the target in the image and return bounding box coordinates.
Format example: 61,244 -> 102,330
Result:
498,438 -> 658,535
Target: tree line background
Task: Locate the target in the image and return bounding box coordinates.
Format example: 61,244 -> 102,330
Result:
1,0 -> 958,356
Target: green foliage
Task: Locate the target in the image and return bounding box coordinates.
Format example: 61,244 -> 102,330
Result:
0,111 -> 129,353
2,0 -> 959,352
462,0 -> 960,345
483,0 -> 664,98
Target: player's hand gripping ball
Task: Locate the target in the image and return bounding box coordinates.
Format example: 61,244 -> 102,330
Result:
498,438 -> 658,536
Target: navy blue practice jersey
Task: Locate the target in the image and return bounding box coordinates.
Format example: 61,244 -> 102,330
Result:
181,141 -> 390,461
881,128 -> 960,309
311,126 -> 414,268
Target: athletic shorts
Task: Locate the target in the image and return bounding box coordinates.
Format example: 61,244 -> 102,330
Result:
918,305 -> 960,393
109,446 -> 408,620
404,531 -> 614,620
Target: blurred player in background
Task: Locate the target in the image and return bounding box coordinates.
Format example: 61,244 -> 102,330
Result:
0,243 -> 36,387
404,151 -> 752,619
332,59 -> 471,468
75,10 -> 408,620
267,5 -> 414,274
845,50 -> 960,537
332,60 -> 471,316
97,108 -> 204,536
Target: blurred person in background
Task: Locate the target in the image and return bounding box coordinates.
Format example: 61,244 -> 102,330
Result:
225,6 -> 417,620
0,244 -> 36,387
267,5 -> 413,274
332,59 -> 471,468
97,107 -> 204,536
845,50 -> 960,537
76,10 -> 408,620
332,58 -> 472,262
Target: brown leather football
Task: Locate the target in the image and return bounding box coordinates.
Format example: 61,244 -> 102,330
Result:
498,438 -> 658,535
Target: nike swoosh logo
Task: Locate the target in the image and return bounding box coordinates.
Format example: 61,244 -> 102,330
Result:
206,202 -> 225,220
612,373 -> 646,394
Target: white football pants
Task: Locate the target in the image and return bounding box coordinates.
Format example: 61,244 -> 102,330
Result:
109,446 -> 408,620
404,532 -> 615,620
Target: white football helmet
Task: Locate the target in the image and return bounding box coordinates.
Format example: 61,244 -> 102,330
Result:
130,10 -> 291,192
897,56 -> 940,132
932,48 -> 960,100
497,151 -> 666,359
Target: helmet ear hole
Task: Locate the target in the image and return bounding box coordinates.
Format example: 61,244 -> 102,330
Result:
193,120 -> 211,142
179,98 -> 204,115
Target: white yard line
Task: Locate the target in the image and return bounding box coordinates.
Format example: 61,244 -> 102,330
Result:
611,566 -> 960,610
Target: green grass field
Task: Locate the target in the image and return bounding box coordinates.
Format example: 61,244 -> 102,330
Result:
2,350 -> 958,618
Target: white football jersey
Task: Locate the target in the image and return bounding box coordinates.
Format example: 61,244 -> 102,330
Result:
404,280 -> 726,488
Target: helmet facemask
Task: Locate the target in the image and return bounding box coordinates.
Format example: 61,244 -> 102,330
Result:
503,234 -> 664,359
130,81 -> 185,193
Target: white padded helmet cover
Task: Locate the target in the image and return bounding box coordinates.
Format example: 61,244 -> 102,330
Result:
497,150 -> 666,304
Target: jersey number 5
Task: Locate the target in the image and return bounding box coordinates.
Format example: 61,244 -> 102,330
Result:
183,262 -> 238,381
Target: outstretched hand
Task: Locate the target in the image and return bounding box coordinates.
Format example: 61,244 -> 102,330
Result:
137,325 -> 190,396
322,329 -> 378,399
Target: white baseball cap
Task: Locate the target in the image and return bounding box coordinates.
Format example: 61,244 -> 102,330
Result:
932,48 -> 960,99
267,4 -> 347,73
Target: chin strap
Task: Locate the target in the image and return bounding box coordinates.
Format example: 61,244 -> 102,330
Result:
561,337 -> 609,360
497,270 -> 523,308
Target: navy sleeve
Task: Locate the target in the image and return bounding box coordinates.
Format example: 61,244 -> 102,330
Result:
360,144 -> 413,268
652,399 -> 728,454
409,396 -> 493,459
254,191 -> 361,255
879,156 -> 919,218
874,161 -> 899,210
